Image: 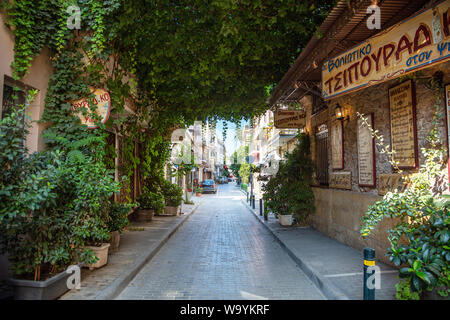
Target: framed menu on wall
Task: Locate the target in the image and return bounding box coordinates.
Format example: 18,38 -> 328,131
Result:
331,120 -> 344,170
357,113 -> 376,187
388,80 -> 418,169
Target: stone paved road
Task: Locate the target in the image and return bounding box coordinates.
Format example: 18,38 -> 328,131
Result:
117,183 -> 325,300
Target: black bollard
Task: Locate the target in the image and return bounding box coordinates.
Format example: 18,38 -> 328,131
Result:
259,198 -> 263,216
363,247 -> 376,300
252,195 -> 255,209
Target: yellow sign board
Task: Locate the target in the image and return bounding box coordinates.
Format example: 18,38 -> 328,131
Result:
71,88 -> 111,129
274,110 -> 306,129
322,1 -> 450,100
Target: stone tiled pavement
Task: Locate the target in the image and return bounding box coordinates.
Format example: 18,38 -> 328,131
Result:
244,193 -> 398,300
117,184 -> 325,300
60,198 -> 201,300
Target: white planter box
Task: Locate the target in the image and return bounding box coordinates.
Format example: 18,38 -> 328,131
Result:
164,206 -> 180,216
278,214 -> 293,226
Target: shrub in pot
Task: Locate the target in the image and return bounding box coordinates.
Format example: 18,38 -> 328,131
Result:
106,202 -> 134,252
263,133 -> 314,227
360,111 -> 450,300
195,187 -> 203,196
161,180 -> 183,215
0,97 -> 120,298
136,188 -> 165,220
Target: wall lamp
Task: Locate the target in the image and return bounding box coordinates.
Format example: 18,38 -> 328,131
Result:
335,103 -> 349,123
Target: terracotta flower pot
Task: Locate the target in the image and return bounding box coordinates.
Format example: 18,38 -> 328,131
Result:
109,231 -> 120,253
196,193 -> 202,197
136,209 -> 155,222
84,243 -> 110,270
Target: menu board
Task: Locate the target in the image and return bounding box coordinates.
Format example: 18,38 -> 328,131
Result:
378,174 -> 407,196
388,80 -> 417,169
357,114 -> 376,187
331,120 -> 344,169
329,172 -> 352,190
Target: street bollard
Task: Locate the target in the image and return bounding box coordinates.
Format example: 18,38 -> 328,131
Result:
247,192 -> 249,203
252,195 -> 255,209
259,198 -> 263,216
263,200 -> 268,221
363,247 -> 376,300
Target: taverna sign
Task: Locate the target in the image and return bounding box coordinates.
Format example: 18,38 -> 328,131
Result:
71,88 -> 111,129
322,1 -> 450,100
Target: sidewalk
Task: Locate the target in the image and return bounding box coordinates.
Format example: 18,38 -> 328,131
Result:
241,195 -> 398,300
60,197 -> 202,300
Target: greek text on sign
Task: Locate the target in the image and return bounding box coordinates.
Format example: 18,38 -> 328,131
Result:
274,110 -> 306,129
389,80 -> 417,169
71,88 -> 111,129
329,172 -> 352,190
322,1 -> 450,100
357,114 -> 376,187
378,174 -> 408,196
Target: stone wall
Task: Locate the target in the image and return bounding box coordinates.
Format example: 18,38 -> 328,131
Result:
302,61 -> 450,264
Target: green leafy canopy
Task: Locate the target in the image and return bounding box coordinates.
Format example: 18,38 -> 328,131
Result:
114,0 -> 335,122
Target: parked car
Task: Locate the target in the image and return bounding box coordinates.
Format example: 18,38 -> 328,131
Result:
200,180 -> 217,193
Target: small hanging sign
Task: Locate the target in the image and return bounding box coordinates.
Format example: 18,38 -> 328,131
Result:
274,110 -> 306,129
71,88 -> 111,129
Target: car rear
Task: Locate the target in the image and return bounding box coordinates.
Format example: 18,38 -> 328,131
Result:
200,180 -> 217,193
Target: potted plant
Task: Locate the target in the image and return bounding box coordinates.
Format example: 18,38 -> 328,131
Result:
161,180 -> 183,215
0,99 -> 121,299
187,182 -> 193,192
263,133 -> 314,227
82,196 -> 116,271
136,188 -> 165,220
195,187 -> 203,197
106,201 -> 133,252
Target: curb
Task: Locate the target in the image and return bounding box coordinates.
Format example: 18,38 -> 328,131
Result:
95,201 -> 203,300
240,199 -> 349,300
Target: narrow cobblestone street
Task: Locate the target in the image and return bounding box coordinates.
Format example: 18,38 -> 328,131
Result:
117,183 -> 325,300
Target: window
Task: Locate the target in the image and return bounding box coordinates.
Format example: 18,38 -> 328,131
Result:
315,125 -> 329,186
2,77 -> 26,120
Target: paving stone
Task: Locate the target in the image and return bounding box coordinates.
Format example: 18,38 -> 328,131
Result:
117,184 -> 325,300
60,198 -> 201,300
246,193 -> 397,300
